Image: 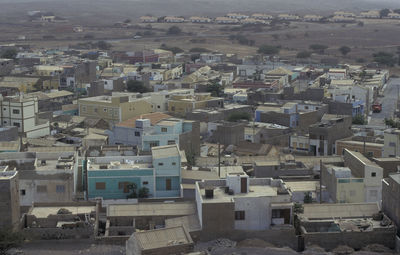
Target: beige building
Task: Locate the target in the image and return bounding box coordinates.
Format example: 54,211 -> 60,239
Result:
383,129 -> 400,157
78,95 -> 153,123
0,169 -> 20,231
167,93 -> 223,116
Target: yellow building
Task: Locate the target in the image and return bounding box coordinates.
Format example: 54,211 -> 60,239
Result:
78,95 -> 153,123
34,65 -> 64,76
167,93 -> 223,116
0,77 -> 40,93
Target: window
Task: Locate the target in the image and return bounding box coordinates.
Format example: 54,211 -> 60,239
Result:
172,162 -> 176,166
103,108 -> 107,112
20,189 -> 26,196
37,185 -> 47,193
149,142 -> 158,148
305,106 -> 309,110
82,106 -> 86,112
13,122 -> 20,128
56,185 -> 65,193
135,131 -> 140,137
292,142 -> 297,148
166,178 -> 172,190
143,181 -> 149,185
367,151 -> 374,157
12,109 -> 20,114
157,105 -> 160,109
235,211 -> 245,220
96,182 -> 106,190
161,127 -> 168,132
299,143 -> 303,148
168,140 -> 175,145
389,142 -> 396,147
158,163 -> 164,166
118,182 -> 129,193
371,172 -> 376,177
94,108 -> 98,113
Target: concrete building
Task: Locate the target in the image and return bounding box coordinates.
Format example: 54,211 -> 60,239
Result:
107,117 -> 200,156
382,172 -> 400,235
0,95 -> 50,138
322,165 -> 365,203
87,144 -> 182,199
78,95 -> 153,124
336,138 -> 383,158
297,203 -> 397,251
0,58 -> 14,76
254,155 -> 313,179
167,93 -> 223,117
343,149 -> 383,203
208,121 -> 245,146
308,114 -> 352,156
195,173 -> 293,234
0,126 -> 18,141
383,128 -> 400,157
140,16 -> 157,23
0,169 -> 20,231
126,226 -> 194,255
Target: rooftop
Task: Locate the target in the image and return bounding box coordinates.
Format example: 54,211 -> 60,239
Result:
107,202 -> 196,217
116,112 -> 171,128
0,170 -> 17,180
389,173 -> 400,184
151,144 -> 180,159
132,226 -> 193,251
29,206 -> 95,218
301,203 -> 380,220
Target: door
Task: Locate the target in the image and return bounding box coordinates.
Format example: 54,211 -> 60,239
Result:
241,178 -> 247,193
166,178 -> 172,191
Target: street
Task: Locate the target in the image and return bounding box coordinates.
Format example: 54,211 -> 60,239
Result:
369,78 -> 400,126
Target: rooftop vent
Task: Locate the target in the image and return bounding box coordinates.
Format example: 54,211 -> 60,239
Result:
205,187 -> 214,199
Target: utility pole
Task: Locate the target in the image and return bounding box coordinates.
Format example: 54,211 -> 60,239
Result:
319,159 -> 322,204
218,142 -> 221,178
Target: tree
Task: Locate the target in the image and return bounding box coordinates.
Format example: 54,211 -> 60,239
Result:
339,46 -> 351,56
352,115 -> 366,125
126,80 -> 151,93
293,203 -> 304,214
123,19 -> 131,24
138,187 -> 150,198
309,44 -> 328,54
257,45 -> 280,55
296,51 -> 311,58
96,40 -> 111,50
227,112 -> 251,122
167,26 -> 182,35
207,79 -> 223,97
0,228 -> 23,255
126,183 -> 138,199
160,44 -> 184,54
1,48 -> 17,59
189,47 -> 210,53
373,51 -> 397,66
303,192 -> 313,203
380,8 -> 390,18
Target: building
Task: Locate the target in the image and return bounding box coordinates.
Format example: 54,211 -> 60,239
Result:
297,203 -> 397,251
388,12 -> 400,19
126,226 -> 194,255
277,14 -> 300,21
383,128 -> 400,157
336,138 -> 383,158
164,16 -> 185,23
360,10 -> 380,19
195,173 -> 293,234
78,95 -> 153,124
0,95 -> 50,138
303,15 -> 323,22
382,172 -> 400,235
308,114 -> 352,156
208,121 -> 245,146
0,58 -> 14,76
254,155 -> 313,179
215,17 -> 239,24
0,169 -> 20,231
87,144 -> 182,199
343,149 -> 383,203
189,16 -> 212,23
140,16 -> 158,23
322,165 -> 365,203
107,117 -> 200,155
226,13 -> 249,19
167,93 -> 223,116
251,13 -> 273,20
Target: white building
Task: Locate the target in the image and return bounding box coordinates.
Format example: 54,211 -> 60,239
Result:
195,173 -> 293,231
0,96 -> 50,138
164,16 -> 185,23
226,13 -> 249,19
189,16 -> 212,23
215,17 -> 239,24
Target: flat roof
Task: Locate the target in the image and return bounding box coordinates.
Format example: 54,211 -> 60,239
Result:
0,170 -> 17,180
30,206 -> 95,218
117,112 -> 171,128
201,185 -> 278,203
301,203 -> 379,219
151,144 -> 180,159
285,181 -> 319,192
133,226 -> 193,251
107,202 -> 196,217
181,169 -> 219,180
390,173 -> 400,184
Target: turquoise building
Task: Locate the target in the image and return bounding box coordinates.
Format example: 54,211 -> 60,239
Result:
87,144 -> 181,199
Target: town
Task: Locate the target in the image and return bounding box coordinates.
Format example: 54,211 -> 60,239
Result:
1,3 -> 400,255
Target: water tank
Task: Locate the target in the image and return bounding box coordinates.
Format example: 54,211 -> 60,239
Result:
136,119 -> 151,129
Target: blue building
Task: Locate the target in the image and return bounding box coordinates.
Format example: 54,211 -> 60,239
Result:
106,116 -> 199,155
86,144 -> 181,199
